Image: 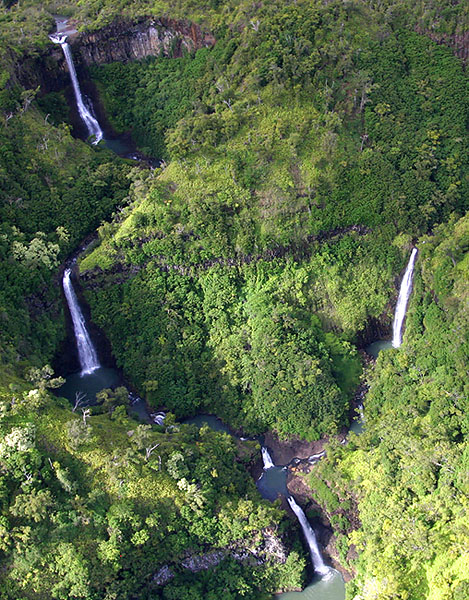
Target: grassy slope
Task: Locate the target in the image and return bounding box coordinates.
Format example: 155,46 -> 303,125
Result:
308,214 -> 469,599
80,3 -> 467,441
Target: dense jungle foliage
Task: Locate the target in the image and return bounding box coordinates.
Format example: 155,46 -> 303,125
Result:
80,1 -> 467,440
0,369 -> 304,599
310,214 -> 469,600
0,0 -> 468,598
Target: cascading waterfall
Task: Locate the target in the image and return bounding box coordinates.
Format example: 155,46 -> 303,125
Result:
49,33 -> 103,144
261,446 -> 275,469
358,404 -> 364,421
392,248 -> 418,348
307,450 -> 326,464
63,268 -> 100,375
287,496 -> 329,576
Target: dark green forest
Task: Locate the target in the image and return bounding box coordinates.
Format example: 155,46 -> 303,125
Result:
0,0 -> 467,598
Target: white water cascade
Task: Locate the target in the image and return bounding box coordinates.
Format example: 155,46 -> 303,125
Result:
358,404 -> 364,421
307,450 -> 326,464
49,33 -> 103,144
392,248 -> 418,348
287,496 -> 329,577
63,268 -> 100,375
261,447 -> 275,469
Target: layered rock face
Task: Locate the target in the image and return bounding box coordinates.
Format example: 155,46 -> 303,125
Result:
14,17 -> 215,93
74,17 -> 215,66
415,27 -> 469,66
13,46 -> 70,93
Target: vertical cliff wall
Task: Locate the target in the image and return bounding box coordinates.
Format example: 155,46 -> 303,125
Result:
74,17 -> 215,66
14,17 -> 215,93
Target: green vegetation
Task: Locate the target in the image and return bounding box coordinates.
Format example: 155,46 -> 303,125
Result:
0,369 -> 304,599
310,214 -> 469,599
0,0 -> 467,598
80,0 -> 467,442
89,50 -> 213,157
0,101 -> 132,366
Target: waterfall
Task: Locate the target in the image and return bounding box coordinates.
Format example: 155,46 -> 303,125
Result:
307,450 -> 326,464
392,248 -> 418,348
358,404 -> 364,421
63,268 -> 100,375
49,33 -> 103,144
287,496 -> 329,576
261,447 -> 275,469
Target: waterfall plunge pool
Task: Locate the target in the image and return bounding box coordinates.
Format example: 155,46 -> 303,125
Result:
184,420 -> 346,600
366,339 -> 393,359
277,569 -> 345,600
57,367 -> 120,405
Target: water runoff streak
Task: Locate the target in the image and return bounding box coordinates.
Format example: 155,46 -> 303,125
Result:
49,33 -> 103,144
392,248 -> 418,348
63,268 -> 100,375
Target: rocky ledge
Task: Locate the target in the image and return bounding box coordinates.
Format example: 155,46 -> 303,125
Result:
151,527 -> 290,588
14,16 -> 215,93
73,17 -> 215,66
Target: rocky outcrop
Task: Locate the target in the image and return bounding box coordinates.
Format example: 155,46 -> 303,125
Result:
287,475 -> 355,582
12,45 -> 70,94
264,431 -> 327,466
73,17 -> 215,66
151,527 -> 289,587
13,17 -> 215,94
80,225 -> 372,288
354,315 -> 392,348
415,27 -> 469,67
152,565 -> 174,586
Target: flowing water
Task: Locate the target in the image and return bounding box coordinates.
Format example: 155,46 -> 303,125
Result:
182,414 -> 232,434
392,248 -> 418,348
287,497 -> 329,576
59,267 -> 155,418
50,24 -> 344,597
255,449 -> 344,598
49,33 -> 104,144
63,267 -> 100,375
59,266 -> 123,405
262,446 -> 275,469
57,366 -> 121,405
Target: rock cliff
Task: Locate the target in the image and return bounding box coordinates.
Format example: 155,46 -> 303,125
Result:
14,17 -> 215,94
415,27 -> 469,67
151,527 -> 290,588
72,17 -> 215,66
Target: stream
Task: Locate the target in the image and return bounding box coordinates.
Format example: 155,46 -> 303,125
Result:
56,219 -> 415,600
50,16 -> 419,598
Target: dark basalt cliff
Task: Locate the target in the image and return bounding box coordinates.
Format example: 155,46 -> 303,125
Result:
416,27 -> 469,66
14,17 -> 215,94
75,17 -> 215,66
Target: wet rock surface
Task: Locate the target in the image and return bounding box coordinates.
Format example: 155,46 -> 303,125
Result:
264,431 -> 327,466
15,16 -> 214,95
287,475 -> 355,583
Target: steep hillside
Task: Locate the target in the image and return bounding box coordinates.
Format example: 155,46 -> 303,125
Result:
308,214 -> 469,599
0,1 -> 467,599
